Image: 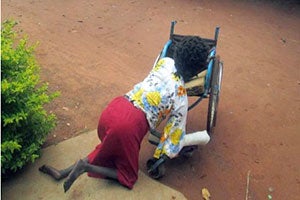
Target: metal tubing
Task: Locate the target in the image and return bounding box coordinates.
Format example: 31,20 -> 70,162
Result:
170,21 -> 177,39
214,27 -> 220,46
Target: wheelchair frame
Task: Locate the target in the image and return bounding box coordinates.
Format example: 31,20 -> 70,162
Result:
147,21 -> 223,179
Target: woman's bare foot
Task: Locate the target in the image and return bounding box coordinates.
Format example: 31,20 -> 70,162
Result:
39,165 -> 63,180
63,159 -> 87,192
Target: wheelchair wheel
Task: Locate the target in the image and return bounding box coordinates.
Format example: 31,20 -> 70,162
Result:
179,145 -> 198,158
207,56 -> 223,135
146,158 -> 166,179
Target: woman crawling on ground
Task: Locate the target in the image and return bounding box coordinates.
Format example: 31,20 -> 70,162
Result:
39,36 -> 210,192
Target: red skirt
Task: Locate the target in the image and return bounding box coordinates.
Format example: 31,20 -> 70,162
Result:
87,96 -> 149,189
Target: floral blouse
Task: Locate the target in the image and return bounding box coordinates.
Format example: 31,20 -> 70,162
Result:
126,57 -> 188,159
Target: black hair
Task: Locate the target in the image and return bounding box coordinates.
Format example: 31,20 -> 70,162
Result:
173,36 -> 210,82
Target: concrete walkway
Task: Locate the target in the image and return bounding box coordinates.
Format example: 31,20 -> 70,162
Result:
1,130 -> 186,200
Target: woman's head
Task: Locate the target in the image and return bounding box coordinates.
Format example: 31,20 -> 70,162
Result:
173,36 -> 210,82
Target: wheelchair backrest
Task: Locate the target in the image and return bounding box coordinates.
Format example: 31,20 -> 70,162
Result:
157,21 -> 220,96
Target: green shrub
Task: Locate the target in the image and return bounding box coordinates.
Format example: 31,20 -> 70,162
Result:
1,20 -> 59,175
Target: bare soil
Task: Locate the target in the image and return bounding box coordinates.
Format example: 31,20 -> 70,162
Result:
2,0 -> 300,199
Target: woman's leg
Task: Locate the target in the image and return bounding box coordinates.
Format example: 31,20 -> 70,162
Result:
39,157 -> 88,181
63,159 -> 117,192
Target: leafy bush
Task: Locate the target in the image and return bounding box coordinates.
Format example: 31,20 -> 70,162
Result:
1,20 -> 59,175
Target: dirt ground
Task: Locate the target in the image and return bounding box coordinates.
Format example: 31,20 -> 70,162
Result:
2,0 -> 300,199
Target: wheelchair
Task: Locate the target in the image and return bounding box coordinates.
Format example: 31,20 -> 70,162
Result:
147,21 -> 224,179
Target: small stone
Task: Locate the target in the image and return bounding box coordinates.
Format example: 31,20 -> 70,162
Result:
268,187 -> 274,192
62,107 -> 69,111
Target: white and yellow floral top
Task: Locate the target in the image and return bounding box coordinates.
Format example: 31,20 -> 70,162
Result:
126,57 -> 188,159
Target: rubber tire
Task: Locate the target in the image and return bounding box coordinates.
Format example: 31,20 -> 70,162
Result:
207,56 -> 223,135
146,158 -> 166,179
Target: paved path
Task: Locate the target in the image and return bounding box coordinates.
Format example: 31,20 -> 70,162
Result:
2,130 -> 186,200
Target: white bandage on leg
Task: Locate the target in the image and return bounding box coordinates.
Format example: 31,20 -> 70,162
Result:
182,130 -> 210,147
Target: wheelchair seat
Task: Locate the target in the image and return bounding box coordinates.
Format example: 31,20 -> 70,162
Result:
185,69 -> 207,96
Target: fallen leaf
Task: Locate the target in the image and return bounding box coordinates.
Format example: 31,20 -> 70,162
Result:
202,188 -> 211,200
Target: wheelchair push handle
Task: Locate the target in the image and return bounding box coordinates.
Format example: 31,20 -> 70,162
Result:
169,20 -> 177,39
214,26 -> 220,46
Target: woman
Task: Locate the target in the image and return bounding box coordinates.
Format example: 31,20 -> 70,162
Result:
39,36 -> 210,192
